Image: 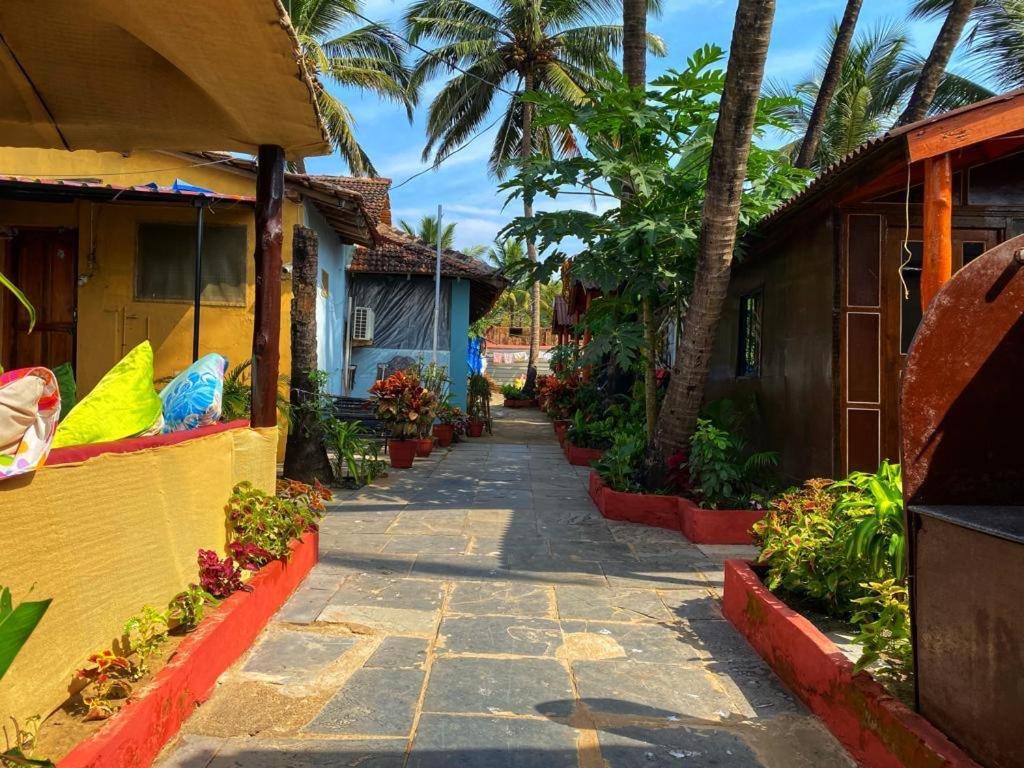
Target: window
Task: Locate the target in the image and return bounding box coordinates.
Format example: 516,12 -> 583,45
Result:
135,223 -> 246,305
736,290 -> 763,378
900,241 -> 923,354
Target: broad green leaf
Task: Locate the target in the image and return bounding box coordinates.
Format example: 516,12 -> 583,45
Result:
0,595 -> 51,681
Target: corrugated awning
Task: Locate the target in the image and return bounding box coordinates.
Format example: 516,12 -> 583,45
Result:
0,175 -> 256,205
0,0 -> 330,160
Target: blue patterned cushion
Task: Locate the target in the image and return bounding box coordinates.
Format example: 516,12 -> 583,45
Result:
159,354 -> 227,432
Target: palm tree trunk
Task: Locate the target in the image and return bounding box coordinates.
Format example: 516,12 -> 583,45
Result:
652,0 -> 777,460
522,69 -> 541,398
898,0 -> 976,125
284,225 -> 334,483
796,0 -> 863,168
623,0 -> 658,439
623,0 -> 648,88
294,158 -> 308,174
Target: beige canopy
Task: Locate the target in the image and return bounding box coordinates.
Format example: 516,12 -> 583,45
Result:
0,0 -> 330,159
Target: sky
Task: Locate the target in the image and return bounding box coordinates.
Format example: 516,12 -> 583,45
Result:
303,0 -> 950,254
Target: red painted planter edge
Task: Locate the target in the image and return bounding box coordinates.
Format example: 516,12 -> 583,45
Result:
564,442 -> 605,467
503,399 -> 535,408
59,533 -> 319,768
678,499 -> 763,545
722,560 -> 979,768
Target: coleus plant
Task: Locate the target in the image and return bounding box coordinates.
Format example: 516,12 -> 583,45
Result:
196,549 -> 245,598
368,370 -> 436,439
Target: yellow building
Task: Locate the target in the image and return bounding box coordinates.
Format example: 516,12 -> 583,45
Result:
0,148 -> 373,399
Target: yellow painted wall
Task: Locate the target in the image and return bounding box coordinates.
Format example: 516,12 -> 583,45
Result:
0,148 -> 302,385
0,148 -> 303,451
0,426 -> 278,724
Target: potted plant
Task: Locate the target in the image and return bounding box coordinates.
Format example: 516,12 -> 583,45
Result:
466,373 -> 491,437
500,379 -> 532,408
369,371 -> 433,468
433,401 -> 463,447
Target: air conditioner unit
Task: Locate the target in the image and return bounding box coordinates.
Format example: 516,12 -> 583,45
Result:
351,306 -> 375,344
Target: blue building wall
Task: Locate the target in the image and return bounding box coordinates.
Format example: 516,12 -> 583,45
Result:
348,277 -> 471,408
448,280 -> 470,410
304,204 -> 352,395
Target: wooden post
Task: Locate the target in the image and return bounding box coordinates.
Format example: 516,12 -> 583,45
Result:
922,153 -> 953,311
251,144 -> 285,428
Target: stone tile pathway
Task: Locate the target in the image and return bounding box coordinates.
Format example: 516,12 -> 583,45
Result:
158,407 -> 854,768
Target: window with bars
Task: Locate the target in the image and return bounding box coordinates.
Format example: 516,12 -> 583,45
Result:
135,223 -> 246,305
737,290 -> 763,378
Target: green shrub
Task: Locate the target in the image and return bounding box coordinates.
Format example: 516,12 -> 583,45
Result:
500,383 -> 525,400
687,418 -> 777,508
754,466 -> 912,685
592,420 -> 647,493
833,460 -> 906,580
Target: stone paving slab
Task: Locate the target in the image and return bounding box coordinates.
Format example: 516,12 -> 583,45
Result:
447,581 -> 554,618
554,585 -> 673,623
573,659 -> 737,721
423,657 -> 574,717
407,714 -> 578,768
158,408 -> 855,768
241,631 -> 356,685
596,725 -> 763,767
305,667 -> 425,736
438,616 -> 563,657
365,636 -> 430,669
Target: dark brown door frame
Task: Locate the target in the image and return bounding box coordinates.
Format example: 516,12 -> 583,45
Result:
2,226 -> 79,373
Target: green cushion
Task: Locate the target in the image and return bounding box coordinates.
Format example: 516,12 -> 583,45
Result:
52,341 -> 162,449
52,362 -> 77,422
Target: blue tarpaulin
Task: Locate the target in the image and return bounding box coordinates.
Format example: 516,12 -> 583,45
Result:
142,179 -> 214,195
467,336 -> 484,375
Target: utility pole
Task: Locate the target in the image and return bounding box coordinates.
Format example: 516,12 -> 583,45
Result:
431,203 -> 443,363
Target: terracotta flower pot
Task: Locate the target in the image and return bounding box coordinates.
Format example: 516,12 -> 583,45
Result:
565,442 -> 605,467
553,420 -> 569,444
389,439 -> 417,468
467,419 -> 485,437
416,437 -> 434,457
433,423 -> 454,447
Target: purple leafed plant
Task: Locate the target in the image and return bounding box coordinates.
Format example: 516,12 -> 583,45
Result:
197,549 -> 245,598
228,541 -> 274,571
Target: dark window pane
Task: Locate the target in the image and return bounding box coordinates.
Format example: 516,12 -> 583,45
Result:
962,241 -> 985,266
847,214 -> 881,306
736,291 -> 763,378
901,241 -> 923,353
136,223 -> 246,304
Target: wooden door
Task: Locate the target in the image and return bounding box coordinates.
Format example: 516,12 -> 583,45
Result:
2,228 -> 78,372
880,225 -> 1000,464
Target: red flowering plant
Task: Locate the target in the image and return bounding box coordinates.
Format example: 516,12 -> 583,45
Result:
368,370 -> 436,439
537,373 -> 581,419
197,549 -> 245,598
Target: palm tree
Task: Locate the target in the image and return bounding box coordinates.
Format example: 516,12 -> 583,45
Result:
898,0 -> 977,124
284,0 -> 413,175
653,0 -> 777,460
769,22 -> 991,170
795,0 -> 863,168
912,0 -> 1024,91
405,0 -> 665,395
399,214 -> 458,249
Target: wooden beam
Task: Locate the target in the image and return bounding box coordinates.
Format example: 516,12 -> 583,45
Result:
906,92 -> 1024,163
922,153 -> 953,311
251,144 -> 285,428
